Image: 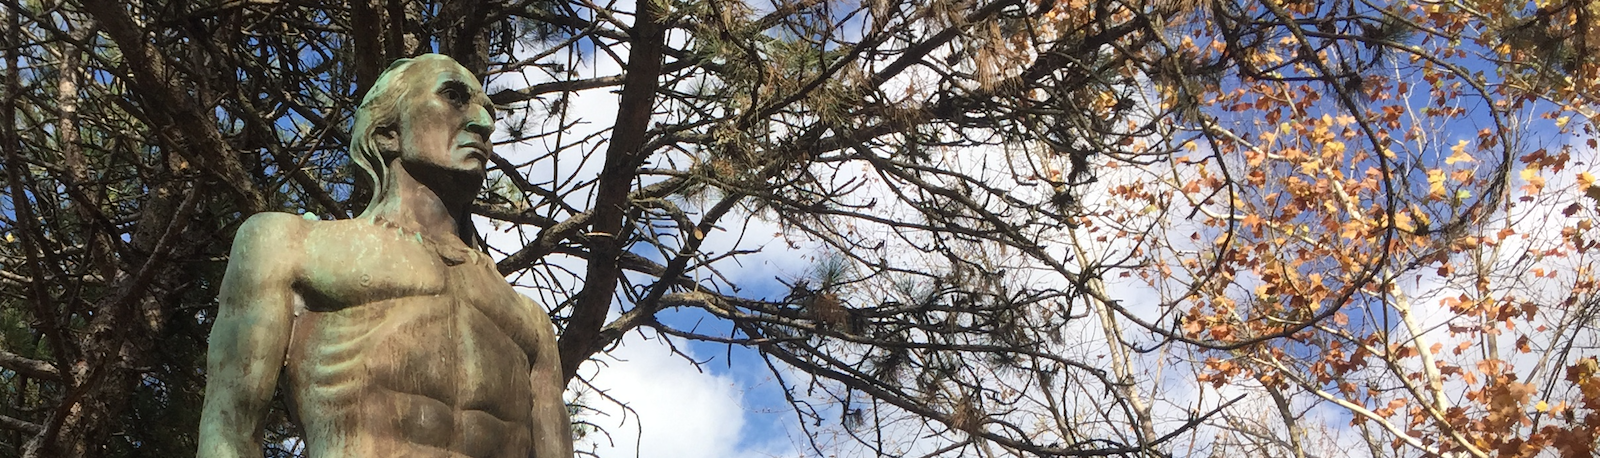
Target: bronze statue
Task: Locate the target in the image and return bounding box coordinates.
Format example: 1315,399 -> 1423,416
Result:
198,54 -> 572,458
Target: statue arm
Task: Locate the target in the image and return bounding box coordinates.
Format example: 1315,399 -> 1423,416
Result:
525,295 -> 574,458
198,213 -> 305,458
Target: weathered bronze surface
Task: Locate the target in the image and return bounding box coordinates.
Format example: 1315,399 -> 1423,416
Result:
198,54 -> 572,458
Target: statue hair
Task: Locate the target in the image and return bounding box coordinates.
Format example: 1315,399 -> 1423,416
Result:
350,57 -> 418,209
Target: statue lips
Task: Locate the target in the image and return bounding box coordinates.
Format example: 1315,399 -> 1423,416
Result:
458,141 -> 490,167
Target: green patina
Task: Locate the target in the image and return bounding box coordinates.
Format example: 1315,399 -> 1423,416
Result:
197,54 -> 573,458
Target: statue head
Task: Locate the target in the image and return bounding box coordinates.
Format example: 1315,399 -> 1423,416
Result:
351,54 -> 494,207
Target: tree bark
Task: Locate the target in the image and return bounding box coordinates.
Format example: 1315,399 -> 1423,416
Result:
555,1 -> 669,382
81,0 -> 264,213
350,0 -> 393,99
437,0 -> 493,76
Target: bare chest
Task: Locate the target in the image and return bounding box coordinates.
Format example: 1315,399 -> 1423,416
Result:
285,223 -> 543,409
293,222 -> 534,335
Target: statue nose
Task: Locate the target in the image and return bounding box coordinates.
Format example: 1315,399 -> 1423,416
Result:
466,105 -> 494,140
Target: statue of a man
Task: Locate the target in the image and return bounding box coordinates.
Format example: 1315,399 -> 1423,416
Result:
198,54 -> 572,458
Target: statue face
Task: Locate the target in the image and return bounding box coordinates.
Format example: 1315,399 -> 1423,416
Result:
388,57 -> 495,179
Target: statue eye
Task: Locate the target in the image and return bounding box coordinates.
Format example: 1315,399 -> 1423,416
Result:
439,81 -> 470,106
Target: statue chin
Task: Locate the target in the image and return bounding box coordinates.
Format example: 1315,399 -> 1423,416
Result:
396,156 -> 488,194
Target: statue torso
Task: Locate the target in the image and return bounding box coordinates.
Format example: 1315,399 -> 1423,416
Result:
284,218 -> 541,458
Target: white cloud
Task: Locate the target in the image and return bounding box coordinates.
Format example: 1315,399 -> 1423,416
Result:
578,331 -> 795,458
481,23 -> 814,458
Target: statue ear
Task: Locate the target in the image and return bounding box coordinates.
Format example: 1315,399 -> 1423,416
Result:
374,126 -> 400,156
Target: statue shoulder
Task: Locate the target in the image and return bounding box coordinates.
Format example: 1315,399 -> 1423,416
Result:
518,294 -> 554,322
233,212 -> 313,249
220,214 -> 316,289
227,212 -> 315,270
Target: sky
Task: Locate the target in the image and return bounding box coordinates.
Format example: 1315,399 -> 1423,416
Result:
480,40 -> 1174,454
482,18 -> 823,455
477,18 -> 1255,458
572,331 -> 791,457
472,3 -> 1600,457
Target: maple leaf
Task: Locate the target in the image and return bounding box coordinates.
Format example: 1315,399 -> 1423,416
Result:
1521,167 -> 1547,192
1241,213 -> 1264,231
1428,168 -> 1448,199
1445,139 -> 1475,165
1324,140 -> 1346,157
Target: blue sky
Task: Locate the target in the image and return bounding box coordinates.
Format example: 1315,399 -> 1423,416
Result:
483,26 -> 830,452
469,2 -> 1600,456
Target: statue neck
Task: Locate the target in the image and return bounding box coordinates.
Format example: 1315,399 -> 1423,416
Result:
363,159 -> 480,248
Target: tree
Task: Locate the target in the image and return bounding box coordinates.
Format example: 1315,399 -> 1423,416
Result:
1115,1 -> 1600,457
0,0 -> 1597,457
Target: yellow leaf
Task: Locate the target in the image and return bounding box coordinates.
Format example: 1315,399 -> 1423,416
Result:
1323,141 -> 1346,156
1536,400 -> 1549,412
1578,172 -> 1595,189
1411,204 -> 1432,227
1557,116 -> 1571,129
1395,211 -> 1415,232
1445,140 -> 1474,165
1300,161 -> 1322,176
1522,167 -> 1546,189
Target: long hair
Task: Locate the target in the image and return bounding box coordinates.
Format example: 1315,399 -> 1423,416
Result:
350,57 -> 417,208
